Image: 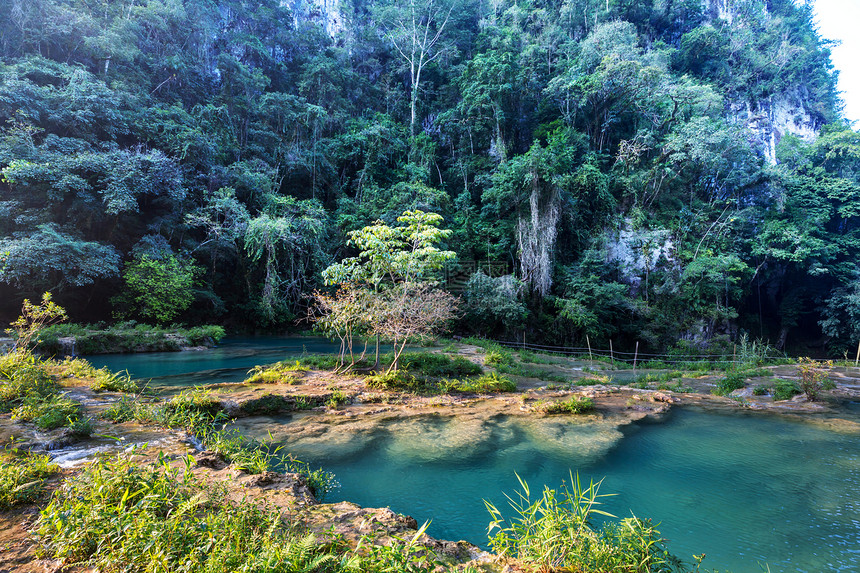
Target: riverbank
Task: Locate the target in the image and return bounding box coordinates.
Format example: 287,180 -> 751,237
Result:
34,323 -> 225,356
3,343 -> 860,572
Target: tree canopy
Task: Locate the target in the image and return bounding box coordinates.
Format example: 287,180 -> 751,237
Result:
0,0 -> 856,354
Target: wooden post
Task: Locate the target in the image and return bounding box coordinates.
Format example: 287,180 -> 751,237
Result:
586,335 -> 592,364
633,341 -> 639,373
610,339 -> 615,367
855,341 -> 860,367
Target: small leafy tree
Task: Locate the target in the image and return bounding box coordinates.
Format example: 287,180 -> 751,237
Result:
8,292 -> 68,351
317,210 -> 457,370
116,254 -> 199,324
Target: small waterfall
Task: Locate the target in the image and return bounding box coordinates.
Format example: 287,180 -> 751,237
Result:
58,336 -> 77,357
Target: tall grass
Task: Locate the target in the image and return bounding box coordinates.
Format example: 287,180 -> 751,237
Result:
485,473 -> 693,572
35,453 -> 355,573
100,387 -> 337,498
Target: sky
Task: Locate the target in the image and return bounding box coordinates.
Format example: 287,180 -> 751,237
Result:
812,0 -> 860,124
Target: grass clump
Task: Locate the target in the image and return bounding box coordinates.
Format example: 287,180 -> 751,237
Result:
713,372 -> 746,396
537,396 -> 595,414
90,368 -> 140,392
35,453 -> 350,571
485,348 -> 515,367
397,352 -> 482,377
101,387 -> 223,429
12,394 -> 82,430
245,360 -> 308,384
773,380 -> 802,401
496,363 -> 569,384
517,350 -> 554,365
485,473 -> 693,573
0,451 -> 59,510
711,368 -> 768,396
655,380 -> 693,393
99,387 -> 336,498
0,351 -> 58,411
297,354 -> 344,370
365,371 -> 427,393
0,351 -> 89,432
441,372 -> 517,393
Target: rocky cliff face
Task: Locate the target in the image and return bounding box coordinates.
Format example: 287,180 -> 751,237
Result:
702,0 -> 823,164
287,0 -> 345,37
732,91 -> 821,164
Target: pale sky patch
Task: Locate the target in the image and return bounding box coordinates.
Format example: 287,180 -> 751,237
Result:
812,0 -> 860,125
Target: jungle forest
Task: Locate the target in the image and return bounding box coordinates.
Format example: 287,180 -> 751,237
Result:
1,0 -> 858,355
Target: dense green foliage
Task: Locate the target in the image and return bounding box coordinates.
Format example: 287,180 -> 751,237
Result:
0,0 -> 855,353
37,322 -> 225,354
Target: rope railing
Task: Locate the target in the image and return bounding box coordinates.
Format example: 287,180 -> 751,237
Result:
473,338 -> 788,366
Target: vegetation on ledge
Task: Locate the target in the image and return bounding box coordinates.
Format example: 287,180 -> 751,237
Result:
35,322 -> 226,355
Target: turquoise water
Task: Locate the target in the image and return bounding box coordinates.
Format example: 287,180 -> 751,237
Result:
83,336 -> 348,390
275,408 -> 860,573
85,342 -> 860,571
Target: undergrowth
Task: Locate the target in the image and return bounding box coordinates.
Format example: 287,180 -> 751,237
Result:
0,451 -> 59,510
37,323 -> 225,355
536,396 -> 595,414
100,388 -> 336,498
35,453 -> 352,572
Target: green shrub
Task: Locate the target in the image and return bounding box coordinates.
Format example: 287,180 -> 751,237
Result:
184,325 -> 226,346
245,360 -> 307,384
442,372 -> 517,393
796,358 -> 836,401
0,352 -> 58,412
753,385 -> 769,396
537,396 -> 595,414
37,323 -> 225,355
397,352 -> 482,377
712,371 -> 747,396
773,380 -> 801,401
0,452 -> 59,510
12,394 -> 82,430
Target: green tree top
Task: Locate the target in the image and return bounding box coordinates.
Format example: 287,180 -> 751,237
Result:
322,210 -> 455,288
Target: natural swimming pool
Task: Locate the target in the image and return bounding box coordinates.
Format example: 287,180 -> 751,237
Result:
86,339 -> 860,572
239,407 -> 860,573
